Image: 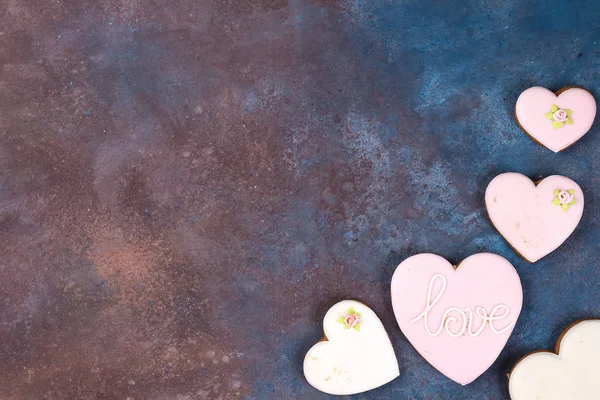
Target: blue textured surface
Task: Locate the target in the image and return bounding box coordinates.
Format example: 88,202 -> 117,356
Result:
281,1 -> 600,399
1,0 -> 600,399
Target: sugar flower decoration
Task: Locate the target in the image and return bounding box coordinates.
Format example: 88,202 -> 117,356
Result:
552,189 -> 576,212
337,307 -> 361,331
545,105 -> 572,129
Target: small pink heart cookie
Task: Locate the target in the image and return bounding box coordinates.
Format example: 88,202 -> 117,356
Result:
391,253 -> 522,385
485,172 -> 584,263
515,86 -> 596,152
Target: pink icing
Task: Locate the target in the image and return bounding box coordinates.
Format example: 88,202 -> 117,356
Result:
515,87 -> 596,152
390,253 -> 522,385
344,314 -> 359,328
485,173 -> 584,262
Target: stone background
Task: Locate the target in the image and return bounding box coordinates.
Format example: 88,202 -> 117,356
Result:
1,0 -> 599,399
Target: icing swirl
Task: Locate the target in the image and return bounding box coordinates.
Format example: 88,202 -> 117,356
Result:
410,274 -> 514,337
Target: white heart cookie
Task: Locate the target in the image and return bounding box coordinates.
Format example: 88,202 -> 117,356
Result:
515,86 -> 596,152
303,300 -> 399,395
485,172 -> 584,262
509,320 -> 600,400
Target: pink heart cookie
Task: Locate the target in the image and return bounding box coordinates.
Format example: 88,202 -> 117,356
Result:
515,86 -> 596,152
391,253 -> 522,385
485,173 -> 584,263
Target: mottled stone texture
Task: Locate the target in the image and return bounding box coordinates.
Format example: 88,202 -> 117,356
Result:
0,0 -> 599,399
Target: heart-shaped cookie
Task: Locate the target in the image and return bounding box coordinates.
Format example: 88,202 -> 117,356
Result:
485,172 -> 584,262
303,300 -> 399,395
509,320 -> 600,399
515,86 -> 596,152
391,253 -> 522,385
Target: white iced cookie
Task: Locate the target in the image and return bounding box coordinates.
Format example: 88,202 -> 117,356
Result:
303,300 -> 399,395
509,320 -> 600,400
485,172 -> 584,262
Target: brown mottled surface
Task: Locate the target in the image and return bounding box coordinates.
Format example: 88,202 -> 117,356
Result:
0,0 -> 297,398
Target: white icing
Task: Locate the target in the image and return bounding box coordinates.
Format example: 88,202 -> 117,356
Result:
465,308 -> 487,336
303,300 -> 399,395
487,305 -> 513,334
509,320 -> 600,400
410,274 -> 514,337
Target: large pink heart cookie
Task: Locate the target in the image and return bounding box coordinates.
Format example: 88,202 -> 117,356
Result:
391,253 -> 522,385
515,86 -> 596,152
485,172 -> 584,263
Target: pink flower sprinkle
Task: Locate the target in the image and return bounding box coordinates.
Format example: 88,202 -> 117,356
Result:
557,190 -> 573,205
553,109 -> 568,122
344,313 -> 359,328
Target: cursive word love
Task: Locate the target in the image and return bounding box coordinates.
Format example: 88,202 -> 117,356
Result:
410,274 -> 514,337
